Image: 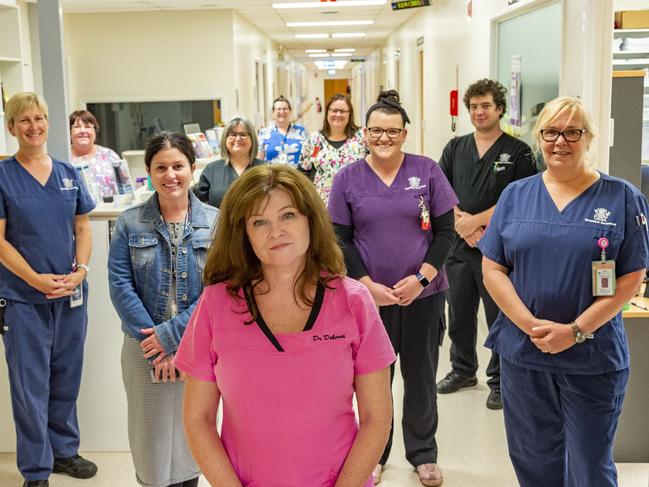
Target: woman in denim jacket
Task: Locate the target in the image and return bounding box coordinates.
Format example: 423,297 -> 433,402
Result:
108,132 -> 218,487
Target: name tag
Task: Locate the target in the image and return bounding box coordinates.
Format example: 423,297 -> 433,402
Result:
592,260 -> 616,296
70,285 -> 84,308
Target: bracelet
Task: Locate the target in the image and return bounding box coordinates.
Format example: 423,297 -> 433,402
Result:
76,264 -> 90,275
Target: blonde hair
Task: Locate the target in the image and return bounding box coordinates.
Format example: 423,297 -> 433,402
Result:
203,164 -> 345,321
5,92 -> 49,128
533,96 -> 597,150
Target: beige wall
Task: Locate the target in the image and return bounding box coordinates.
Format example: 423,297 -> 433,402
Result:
64,9 -> 280,126
354,0 -> 509,159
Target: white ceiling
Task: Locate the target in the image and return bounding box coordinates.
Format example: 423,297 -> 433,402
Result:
61,0 -> 420,65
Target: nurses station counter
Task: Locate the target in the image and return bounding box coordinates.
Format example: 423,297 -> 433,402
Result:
613,294 -> 649,463
0,159 -> 217,453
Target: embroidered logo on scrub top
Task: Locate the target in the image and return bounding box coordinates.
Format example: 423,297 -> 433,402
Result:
493,153 -> 513,173
61,178 -> 79,191
584,208 -> 616,227
405,177 -> 426,190
312,333 -> 346,342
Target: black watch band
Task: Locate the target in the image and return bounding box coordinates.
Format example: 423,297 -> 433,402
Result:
415,271 -> 430,288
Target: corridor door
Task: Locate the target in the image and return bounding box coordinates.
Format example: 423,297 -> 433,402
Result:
324,78 -> 349,104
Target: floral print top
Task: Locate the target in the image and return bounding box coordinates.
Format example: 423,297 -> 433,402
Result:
71,144 -> 121,202
258,123 -> 308,166
300,129 -> 368,206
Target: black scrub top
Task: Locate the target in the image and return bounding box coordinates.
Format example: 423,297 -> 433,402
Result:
193,158 -> 265,208
439,132 -> 536,256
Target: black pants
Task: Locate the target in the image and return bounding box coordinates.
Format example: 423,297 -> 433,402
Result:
445,250 -> 501,391
379,292 -> 445,467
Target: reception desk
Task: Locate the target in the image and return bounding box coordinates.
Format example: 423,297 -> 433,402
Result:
614,295 -> 649,463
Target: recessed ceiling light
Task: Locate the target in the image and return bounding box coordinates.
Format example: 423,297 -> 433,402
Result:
331,53 -> 352,57
305,49 -> 327,53
314,60 -> 348,70
273,1 -> 386,9
332,32 -> 366,38
287,20 -> 373,27
295,33 -> 330,39
335,48 -> 356,52
309,53 -> 330,58
328,69 -> 337,75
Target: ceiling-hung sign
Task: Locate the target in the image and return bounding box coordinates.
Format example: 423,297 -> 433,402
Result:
391,0 -> 430,11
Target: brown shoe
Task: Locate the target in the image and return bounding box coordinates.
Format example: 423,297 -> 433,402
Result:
416,463 -> 443,486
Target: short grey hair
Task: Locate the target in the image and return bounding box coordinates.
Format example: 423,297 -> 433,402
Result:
220,117 -> 258,165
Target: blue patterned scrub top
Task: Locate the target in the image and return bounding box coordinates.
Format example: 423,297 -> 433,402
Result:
258,123 -> 308,166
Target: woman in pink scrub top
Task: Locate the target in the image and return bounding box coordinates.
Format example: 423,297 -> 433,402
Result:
174,164 -> 396,487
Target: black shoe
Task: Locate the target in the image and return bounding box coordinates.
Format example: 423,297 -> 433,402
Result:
486,390 -> 503,410
23,481 -> 49,487
52,454 -> 98,479
437,371 -> 478,394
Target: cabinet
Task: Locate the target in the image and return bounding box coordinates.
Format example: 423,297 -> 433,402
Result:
613,28 -> 649,164
0,1 -> 29,156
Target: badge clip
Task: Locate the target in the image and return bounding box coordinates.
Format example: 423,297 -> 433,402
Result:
418,196 -> 430,231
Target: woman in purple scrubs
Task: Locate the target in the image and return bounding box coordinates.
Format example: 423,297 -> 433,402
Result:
328,90 -> 458,487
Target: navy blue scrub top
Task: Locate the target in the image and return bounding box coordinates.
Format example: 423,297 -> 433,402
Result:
479,172 -> 649,374
0,156 -> 95,304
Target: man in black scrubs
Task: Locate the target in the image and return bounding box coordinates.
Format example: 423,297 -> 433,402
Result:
437,79 -> 536,409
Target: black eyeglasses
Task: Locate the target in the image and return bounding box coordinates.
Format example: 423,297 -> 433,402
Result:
367,127 -> 403,139
540,128 -> 587,143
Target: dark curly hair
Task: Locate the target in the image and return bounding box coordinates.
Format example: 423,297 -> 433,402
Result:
463,79 -> 507,119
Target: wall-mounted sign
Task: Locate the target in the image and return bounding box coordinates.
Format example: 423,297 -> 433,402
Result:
391,0 -> 430,11
416,36 -> 424,47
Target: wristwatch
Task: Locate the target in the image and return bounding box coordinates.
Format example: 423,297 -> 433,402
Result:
76,264 -> 90,275
570,321 -> 593,343
415,271 -> 430,288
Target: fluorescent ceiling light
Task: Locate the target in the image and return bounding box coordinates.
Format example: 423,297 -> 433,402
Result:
335,48 -> 356,52
274,1 -> 386,9
295,33 -> 330,39
331,53 -> 352,57
328,69 -> 337,75
288,20 -> 373,27
332,32 -> 366,38
314,60 -> 348,70
305,49 -> 327,53
309,53 -> 330,58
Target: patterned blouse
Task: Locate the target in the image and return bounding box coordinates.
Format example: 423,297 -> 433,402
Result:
258,123 -> 308,166
299,129 -> 368,206
71,144 -> 121,201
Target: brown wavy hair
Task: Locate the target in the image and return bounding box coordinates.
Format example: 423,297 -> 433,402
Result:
463,79 -> 507,119
203,164 -> 346,322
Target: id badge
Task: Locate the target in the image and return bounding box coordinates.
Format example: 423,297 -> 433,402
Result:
70,284 -> 83,308
592,260 -> 616,296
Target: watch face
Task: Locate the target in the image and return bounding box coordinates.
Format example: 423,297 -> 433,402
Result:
575,333 -> 586,344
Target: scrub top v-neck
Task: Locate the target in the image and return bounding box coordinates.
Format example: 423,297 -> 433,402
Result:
478,172 -> 649,374
0,156 -> 95,303
246,282 -> 325,352
175,278 -> 396,487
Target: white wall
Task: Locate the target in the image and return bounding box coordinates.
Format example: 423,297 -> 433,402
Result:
64,10 -> 238,119
232,11 -> 277,126
355,0 -> 509,159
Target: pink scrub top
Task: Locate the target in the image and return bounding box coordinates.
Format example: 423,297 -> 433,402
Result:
175,277 -> 396,487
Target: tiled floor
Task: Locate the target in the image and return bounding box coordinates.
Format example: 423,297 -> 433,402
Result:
1,315 -> 648,487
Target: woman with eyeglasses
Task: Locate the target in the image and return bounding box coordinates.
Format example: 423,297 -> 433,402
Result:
299,93 -> 367,206
194,117 -> 265,208
258,95 -> 308,166
479,96 -> 649,486
328,90 -> 458,487
69,109 -> 121,201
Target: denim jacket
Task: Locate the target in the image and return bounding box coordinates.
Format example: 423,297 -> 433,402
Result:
108,192 -> 218,354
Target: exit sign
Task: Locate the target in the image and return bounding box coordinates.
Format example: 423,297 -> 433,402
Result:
391,0 -> 430,10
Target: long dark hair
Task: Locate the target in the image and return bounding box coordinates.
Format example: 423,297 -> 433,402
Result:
144,131 -> 196,169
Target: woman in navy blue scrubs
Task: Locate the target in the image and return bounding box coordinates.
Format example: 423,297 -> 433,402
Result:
0,93 -> 97,487
480,96 -> 649,487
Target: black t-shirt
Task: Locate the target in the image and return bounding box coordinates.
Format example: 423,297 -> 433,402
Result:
193,158 -> 265,208
439,132 -> 536,215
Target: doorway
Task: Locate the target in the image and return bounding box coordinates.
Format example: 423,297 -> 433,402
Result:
418,49 -> 425,154
324,79 -> 349,105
